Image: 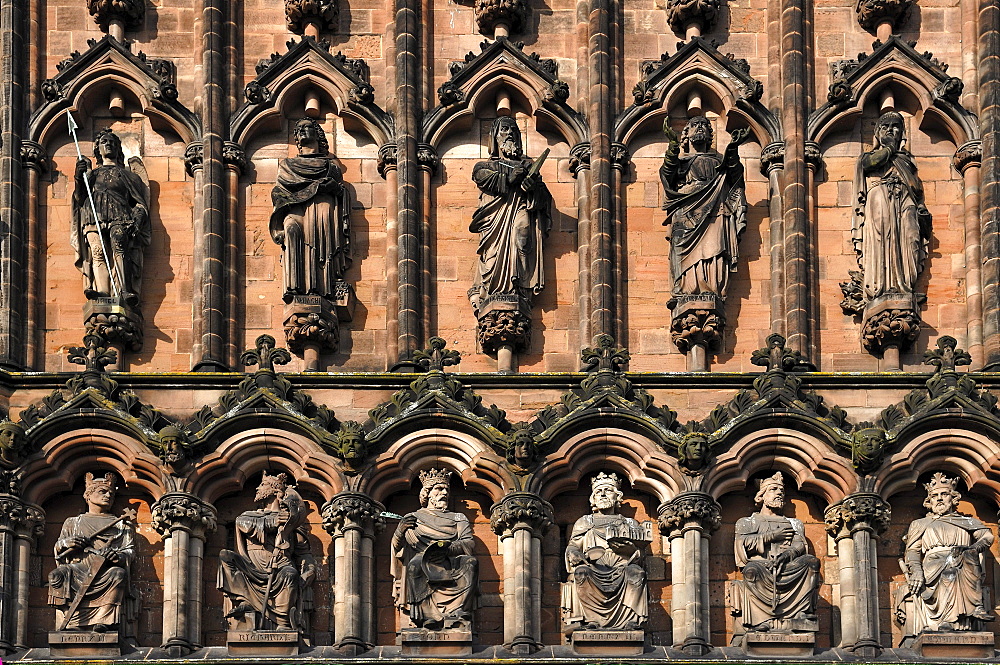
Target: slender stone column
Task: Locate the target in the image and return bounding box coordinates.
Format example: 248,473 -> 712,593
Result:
588,0 -> 615,340
490,492 -> 553,655
20,141 -> 46,369
658,492 -> 721,656
322,492 -> 385,655
151,493 -> 218,657
979,0 -> 1000,367
379,145 -> 400,369
824,493 -> 890,658
13,503 -> 43,649
417,145 -> 439,346
0,477 -> 43,654
223,143 -> 246,368
761,143 -> 785,336
955,142 -> 984,366
571,143 -> 592,350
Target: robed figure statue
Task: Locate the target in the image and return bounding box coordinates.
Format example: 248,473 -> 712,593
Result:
661,117 -> 748,298
731,473 -> 819,641
562,472 -> 650,631
270,118 -> 352,302
391,468 -> 479,630
896,473 -> 995,641
218,472 -> 316,633
48,472 -> 137,632
71,129 -> 150,305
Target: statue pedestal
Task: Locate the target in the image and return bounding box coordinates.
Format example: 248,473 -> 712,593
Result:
398,627 -> 473,655
48,630 -> 121,658
668,294 -> 724,368
475,295 -> 532,355
226,630 -> 300,656
83,297 -> 143,362
742,631 -> 815,657
861,292 -> 920,363
569,629 -> 645,656
283,295 -> 341,365
913,631 -> 995,659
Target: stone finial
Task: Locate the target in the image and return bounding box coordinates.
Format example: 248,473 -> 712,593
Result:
489,492 -> 553,536
854,0 -> 912,33
150,493 -> 217,537
824,493 -> 891,539
87,0 -> 145,32
240,334 -> 292,373
475,0 -> 528,37
922,335 -> 972,373
657,492 -> 721,535
413,337 -> 461,373
665,0 -> 721,37
749,333 -> 808,372
580,334 -> 630,374
285,0 -> 339,35
68,334 -> 118,374
321,492 -> 385,536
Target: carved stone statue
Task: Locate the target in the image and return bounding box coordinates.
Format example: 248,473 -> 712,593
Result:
391,468 -> 479,630
661,117 -> 748,357
896,473 -> 995,640
48,472 -> 137,632
731,473 -> 819,641
468,117 -> 552,354
218,472 -> 316,633
844,111 -> 930,357
271,118 -> 352,303
562,472 -> 650,631
71,129 -> 150,305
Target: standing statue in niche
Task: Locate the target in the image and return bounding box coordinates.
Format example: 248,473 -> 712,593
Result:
562,472 -> 650,632
218,472 -> 316,634
660,117 -> 748,355
468,117 -> 552,354
48,472 -> 137,633
271,118 -> 352,302
731,472 -> 819,642
842,111 -> 931,356
71,128 -> 150,305
391,468 -> 479,630
896,473 -> 994,641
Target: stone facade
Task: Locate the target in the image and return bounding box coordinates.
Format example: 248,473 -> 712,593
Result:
0,0 -> 998,661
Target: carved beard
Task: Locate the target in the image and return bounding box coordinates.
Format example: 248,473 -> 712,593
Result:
500,138 -> 521,159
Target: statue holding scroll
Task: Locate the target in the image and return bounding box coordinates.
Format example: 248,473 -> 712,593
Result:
731,473 -> 819,638
48,472 -> 137,632
897,473 -> 994,638
391,468 -> 479,629
562,472 -> 650,631
218,472 -> 316,632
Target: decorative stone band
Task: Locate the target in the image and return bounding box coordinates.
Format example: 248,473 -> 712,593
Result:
0,495 -> 45,540
823,492 -> 891,539
657,492 -> 721,535
151,493 -> 218,538
321,492 -> 386,536
490,492 -> 554,536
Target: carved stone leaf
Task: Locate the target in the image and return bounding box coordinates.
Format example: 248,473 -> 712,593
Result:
902,389 -> 928,416
483,404 -> 507,428
189,404 -> 217,431
877,403 -> 906,431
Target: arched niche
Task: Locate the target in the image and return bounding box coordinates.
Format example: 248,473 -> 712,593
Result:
372,467 -> 501,645
200,469 -> 331,647
28,467 -> 163,649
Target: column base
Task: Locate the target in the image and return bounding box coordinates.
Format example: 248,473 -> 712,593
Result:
680,636 -> 713,655
398,627 -> 473,655
569,629 -> 645,656
913,631 -> 995,659
741,630 -> 815,657
49,630 -> 121,658
226,630 -> 299,656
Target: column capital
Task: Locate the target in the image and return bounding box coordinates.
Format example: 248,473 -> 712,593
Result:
20,140 -> 48,172
223,141 -> 247,174
377,143 -> 398,178
0,493 -> 45,541
824,492 -> 891,538
184,142 -> 204,176
759,141 -> 784,175
151,492 -> 218,538
657,492 -> 721,535
490,492 -> 553,537
954,140 -> 983,174
321,491 -> 385,536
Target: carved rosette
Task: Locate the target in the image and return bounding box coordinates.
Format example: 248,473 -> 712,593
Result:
87,0 -> 145,31
85,307 -> 144,352
490,492 -> 553,537
477,307 -> 531,354
151,493 -> 218,538
861,305 -> 920,355
285,0 -> 339,34
824,493 -> 890,539
665,0 -> 721,36
953,140 -> 983,174
657,492 -> 721,535
321,492 -> 385,536
283,311 -> 340,354
669,302 -> 724,353
475,0 -> 528,36
855,0 -> 912,32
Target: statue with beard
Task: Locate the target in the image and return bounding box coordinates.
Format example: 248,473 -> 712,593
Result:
731,473 -> 819,643
468,117 -> 552,354
896,473 -> 994,642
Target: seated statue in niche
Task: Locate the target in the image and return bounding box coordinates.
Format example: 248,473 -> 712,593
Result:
896,473 -> 995,641
391,468 -> 479,630
730,472 -> 819,641
561,472 -> 650,632
270,118 -> 352,303
218,472 -> 316,633
48,472 -> 138,633
71,128 -> 150,305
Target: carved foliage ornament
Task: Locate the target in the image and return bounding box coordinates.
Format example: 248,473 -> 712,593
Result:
490,492 -> 553,535
285,0 -> 339,34
657,492 -> 721,534
855,0 -> 912,32
321,492 -> 385,535
824,493 -> 891,537
665,0 -> 721,36
87,0 -> 145,31
475,0 -> 529,36
150,494 -> 218,536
